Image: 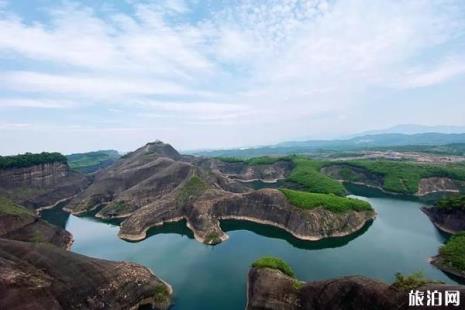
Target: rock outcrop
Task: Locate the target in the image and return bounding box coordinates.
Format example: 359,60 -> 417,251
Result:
0,238 -> 172,310
422,207 -> 465,234
247,267 -> 465,310
65,141 -> 375,245
417,177 -> 465,196
197,158 -> 294,182
0,162 -> 90,210
431,254 -> 465,283
0,196 -> 172,310
0,198 -> 72,249
119,188 -> 375,244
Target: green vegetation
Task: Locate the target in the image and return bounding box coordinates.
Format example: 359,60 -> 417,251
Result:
0,196 -> 33,217
280,189 -> 372,213
216,156 -> 291,165
252,256 -> 295,278
176,176 -> 209,206
204,232 -> 222,244
0,152 -> 67,169
153,284 -> 170,303
391,272 -> 442,291
339,160 -> 465,194
67,150 -> 120,173
215,157 -> 245,163
287,157 -> 346,195
439,232 -> 465,271
437,195 -> 465,210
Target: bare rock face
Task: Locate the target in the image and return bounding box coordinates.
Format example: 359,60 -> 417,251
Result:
0,211 -> 73,249
417,177 -> 465,196
66,142 -> 374,245
247,267 -> 465,310
0,198 -> 172,310
198,158 -> 294,182
0,162 -> 90,210
321,164 -> 384,188
422,207 -> 465,234
0,238 -> 172,310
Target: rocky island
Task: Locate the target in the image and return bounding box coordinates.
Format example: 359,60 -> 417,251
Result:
247,257 -> 465,310
65,141 -> 375,244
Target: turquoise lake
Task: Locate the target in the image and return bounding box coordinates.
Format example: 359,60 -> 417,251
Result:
42,194 -> 459,309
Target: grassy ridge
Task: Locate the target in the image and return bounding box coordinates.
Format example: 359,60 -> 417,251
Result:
176,176 -> 208,206
0,152 -> 67,169
0,196 -> 33,217
339,160 -> 465,194
67,150 -> 120,172
287,157 -> 346,195
439,232 -> 465,271
252,256 -> 295,277
280,189 -> 372,213
216,156 -> 291,165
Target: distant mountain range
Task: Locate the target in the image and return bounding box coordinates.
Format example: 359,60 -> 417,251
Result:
350,124 -> 465,137
193,132 -> 465,158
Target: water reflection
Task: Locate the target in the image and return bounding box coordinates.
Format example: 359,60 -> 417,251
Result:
221,219 -> 373,250
41,203 -> 373,250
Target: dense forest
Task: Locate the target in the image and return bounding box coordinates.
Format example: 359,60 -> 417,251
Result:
0,152 -> 67,169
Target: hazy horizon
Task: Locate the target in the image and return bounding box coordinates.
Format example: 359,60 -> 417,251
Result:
1,0 -> 465,155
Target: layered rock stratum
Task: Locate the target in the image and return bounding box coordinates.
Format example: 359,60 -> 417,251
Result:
0,161 -> 90,210
65,141 -> 375,244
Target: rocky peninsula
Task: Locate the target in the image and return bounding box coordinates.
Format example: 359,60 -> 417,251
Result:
65,141 -> 375,244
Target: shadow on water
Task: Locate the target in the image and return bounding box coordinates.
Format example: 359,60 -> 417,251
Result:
344,182 -> 419,201
41,201 -> 372,250
40,202 -> 71,229
140,220 -> 195,241
220,219 -> 373,250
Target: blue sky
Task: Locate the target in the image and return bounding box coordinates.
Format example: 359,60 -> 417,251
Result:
0,0 -> 465,154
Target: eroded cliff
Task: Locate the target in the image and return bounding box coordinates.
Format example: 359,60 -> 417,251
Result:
0,162 -> 90,209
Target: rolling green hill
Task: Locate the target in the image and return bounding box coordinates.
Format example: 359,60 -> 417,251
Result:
67,150 -> 120,173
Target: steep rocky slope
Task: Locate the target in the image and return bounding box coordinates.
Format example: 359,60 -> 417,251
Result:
65,141 -> 375,245
422,195 -> 465,234
0,238 -> 171,310
0,161 -> 90,210
422,207 -> 465,234
0,197 -> 72,249
0,197 -> 172,310
247,267 -> 465,310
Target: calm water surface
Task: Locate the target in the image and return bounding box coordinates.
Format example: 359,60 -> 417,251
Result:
42,195 -> 458,309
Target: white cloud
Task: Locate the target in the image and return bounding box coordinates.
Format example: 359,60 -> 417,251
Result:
0,0 -> 464,152
0,98 -> 75,109
396,57 -> 465,89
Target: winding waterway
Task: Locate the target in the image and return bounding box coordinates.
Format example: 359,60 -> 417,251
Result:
42,193 -> 458,309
